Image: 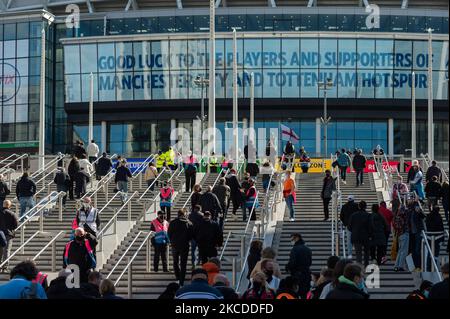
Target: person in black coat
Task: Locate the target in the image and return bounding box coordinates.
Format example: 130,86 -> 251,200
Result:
425,161 -> 442,183
369,204 -> 388,265
226,169 -> 244,218
285,233 -> 312,299
63,228 -> 97,283
425,206 -> 445,269
96,153 -> 113,180
199,186 -> 222,221
54,167 -> 70,206
326,264 -> 369,300
352,149 -> 367,187
158,282 -> 180,299
189,205 -> 203,268
190,184 -> 202,212
168,209 -> 194,286
194,212 -> 223,265
425,175 -> 442,209
72,141 -> 87,159
348,201 -> 372,267
46,269 -> 86,299
79,271 -> 102,299
74,167 -> 90,199
429,263 -> 449,300
247,240 -> 263,281
67,156 -> 80,200
212,274 -> 239,299
0,200 -> 18,271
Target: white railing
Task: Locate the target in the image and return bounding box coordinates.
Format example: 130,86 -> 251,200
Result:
137,167 -> 167,202
0,153 -> 29,175
330,153 -> 345,257
30,153 -> 66,180
97,191 -> 140,252
420,230 -> 444,280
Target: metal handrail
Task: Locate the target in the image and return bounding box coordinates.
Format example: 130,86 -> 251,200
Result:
17,191 -> 60,223
78,170 -> 116,205
235,230 -> 256,292
32,231 -> 66,261
30,153 -> 65,179
242,190 -> 260,237
33,168 -> 60,198
106,230 -> 144,279
0,153 -> 19,165
95,191 -> 123,217
0,231 -> 41,268
137,167 -> 166,201
97,191 -> 139,239
0,153 -> 29,175
421,230 -> 443,280
219,231 -> 233,261
131,154 -> 156,178
113,230 -> 155,286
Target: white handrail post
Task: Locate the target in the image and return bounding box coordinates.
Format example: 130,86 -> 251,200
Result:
431,235 -> 436,272
128,200 -> 132,221
146,237 -> 151,272
21,227 -> 25,254
421,238 -> 426,271
240,236 -> 245,269
51,239 -> 56,272
59,194 -> 63,222
39,210 -> 44,233
232,257 -> 237,288
94,191 -> 98,208
113,210 -> 117,235
128,257 -> 133,299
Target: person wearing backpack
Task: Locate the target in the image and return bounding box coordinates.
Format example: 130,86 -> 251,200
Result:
0,260 -> 47,299
0,174 -> 11,208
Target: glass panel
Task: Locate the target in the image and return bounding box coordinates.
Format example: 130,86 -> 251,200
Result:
177,16 -> 194,32
3,40 -> 15,59
408,16 -> 426,33
357,39 -> 376,69
80,44 -> 98,73
216,15 -> 229,32
262,39 -> 281,67
115,42 -> 133,72
17,22 -> 29,39
159,16 -> 176,33
337,15 -> 355,31
169,40 -> 188,70
319,14 -> 337,31
394,40 -> 413,70
372,122 -> 387,139
3,24 -> 16,41
151,71 -> 170,99
64,45 -> 80,74
193,15 -> 209,32
65,74 -> 81,102
357,71 -> 375,98
228,15 -> 246,31
391,15 -> 407,32
247,15 -> 264,31
81,73 -> 99,102
244,39 -> 262,68
16,104 -> 28,123
301,69 -> 318,98
354,122 -> 372,139
375,70 -> 394,99
301,14 -> 318,31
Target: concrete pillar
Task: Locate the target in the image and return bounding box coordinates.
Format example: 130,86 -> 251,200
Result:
170,119 -> 176,146
388,118 -> 394,157
316,118 -> 321,157
101,121 -> 107,153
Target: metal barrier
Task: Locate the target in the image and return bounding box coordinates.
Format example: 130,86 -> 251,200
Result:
421,230 -> 446,275
30,153 -> 66,180
112,231 -> 155,299
0,153 -> 29,175
97,191 -> 139,252
78,170 -> 116,208
32,231 -> 66,272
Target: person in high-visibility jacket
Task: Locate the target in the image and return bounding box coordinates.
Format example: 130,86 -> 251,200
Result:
167,147 -> 176,170
209,152 -> 219,173
156,150 -> 165,171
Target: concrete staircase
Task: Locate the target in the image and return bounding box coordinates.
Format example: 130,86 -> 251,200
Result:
0,169 -> 164,283
273,172 -> 417,299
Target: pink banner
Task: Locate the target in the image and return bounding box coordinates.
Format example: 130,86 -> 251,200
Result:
348,160 -> 412,173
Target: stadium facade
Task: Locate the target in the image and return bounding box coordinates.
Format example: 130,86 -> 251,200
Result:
0,0 -> 448,160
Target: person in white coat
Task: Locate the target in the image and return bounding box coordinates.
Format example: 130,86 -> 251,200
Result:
87,140 -> 100,164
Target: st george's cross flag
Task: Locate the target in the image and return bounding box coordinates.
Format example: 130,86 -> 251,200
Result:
281,124 -> 300,143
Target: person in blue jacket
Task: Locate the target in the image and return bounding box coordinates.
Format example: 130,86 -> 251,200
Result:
0,260 -> 47,299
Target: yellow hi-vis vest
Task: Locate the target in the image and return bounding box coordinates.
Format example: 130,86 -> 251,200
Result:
156,154 -> 165,168
167,149 -> 175,166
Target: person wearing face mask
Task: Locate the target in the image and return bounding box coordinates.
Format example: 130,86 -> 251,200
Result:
244,179 -> 259,221
150,211 -> 170,272
241,271 -> 275,300
325,264 -> 369,299
406,280 -> 433,299
75,197 -> 100,238
286,233 -> 312,299
63,227 -> 97,283
261,259 -> 280,291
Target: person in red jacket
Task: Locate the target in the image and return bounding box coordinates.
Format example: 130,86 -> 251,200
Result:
378,201 -> 393,264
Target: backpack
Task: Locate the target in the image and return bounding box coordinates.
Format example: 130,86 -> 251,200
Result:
21,282 -> 38,299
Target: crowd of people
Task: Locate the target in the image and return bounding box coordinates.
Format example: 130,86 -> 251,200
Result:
0,142 -> 448,300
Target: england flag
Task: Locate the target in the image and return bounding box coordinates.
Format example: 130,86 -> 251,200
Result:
281,124 -> 300,143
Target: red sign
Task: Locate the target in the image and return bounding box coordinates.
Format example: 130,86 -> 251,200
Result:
348,160 -> 412,173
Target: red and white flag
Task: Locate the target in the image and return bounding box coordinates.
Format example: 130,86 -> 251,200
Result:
281,124 -> 300,143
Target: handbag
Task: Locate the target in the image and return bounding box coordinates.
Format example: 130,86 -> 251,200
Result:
390,234 -> 398,261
